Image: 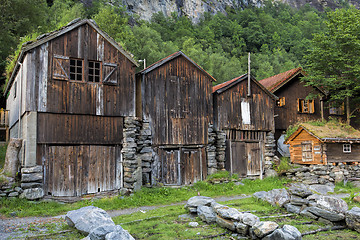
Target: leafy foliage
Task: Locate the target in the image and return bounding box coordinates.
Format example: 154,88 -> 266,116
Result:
1,0 -> 329,91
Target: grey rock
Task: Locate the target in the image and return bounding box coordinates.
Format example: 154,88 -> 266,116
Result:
253,191 -> 268,200
318,217 -> 334,226
8,192 -> 19,197
265,188 -> 290,207
290,195 -> 309,206
21,173 -> 42,183
185,196 -> 215,213
316,196 -> 348,214
263,225 -> 301,240
21,166 -> 42,174
235,222 -> 249,235
251,221 -> 279,238
300,209 -> 318,219
65,206 -> 115,235
306,206 -> 345,221
288,183 -> 312,198
216,207 -> 243,221
242,213 -> 260,226
89,224 -> 118,240
189,222 -> 199,227
346,207 -> 360,233
309,184 -> 335,195
19,188 -> 44,200
21,182 -> 43,189
264,169 -> 278,178
14,187 -> 23,193
284,203 -> 301,214
197,206 -> 216,223
303,177 -> 319,185
216,215 -> 235,231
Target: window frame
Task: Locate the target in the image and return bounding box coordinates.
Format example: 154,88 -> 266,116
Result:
88,60 -> 102,83
69,58 -> 84,82
301,141 -> 313,162
276,97 -> 285,107
329,102 -> 345,115
298,99 -> 315,114
343,144 -> 351,153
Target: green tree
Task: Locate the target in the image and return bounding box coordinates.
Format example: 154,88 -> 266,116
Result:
305,7 -> 360,124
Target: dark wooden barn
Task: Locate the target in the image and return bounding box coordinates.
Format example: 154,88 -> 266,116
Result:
285,122 -> 360,165
213,74 -> 277,178
5,19 -> 139,197
136,51 -> 215,185
259,68 -> 327,142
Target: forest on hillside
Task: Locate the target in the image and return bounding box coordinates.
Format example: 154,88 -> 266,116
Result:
0,0 -> 333,86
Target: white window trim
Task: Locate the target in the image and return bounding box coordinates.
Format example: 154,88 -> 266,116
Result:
343,144 -> 351,153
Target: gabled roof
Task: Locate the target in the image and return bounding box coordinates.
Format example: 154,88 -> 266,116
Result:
5,18 -> 139,95
259,67 -> 305,93
137,51 -> 216,82
212,74 -> 278,100
285,121 -> 360,144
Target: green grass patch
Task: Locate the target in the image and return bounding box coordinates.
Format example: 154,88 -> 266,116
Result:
0,177 -> 290,217
224,197 -> 282,216
206,170 -> 238,181
334,181 -> 360,194
0,143 -> 7,169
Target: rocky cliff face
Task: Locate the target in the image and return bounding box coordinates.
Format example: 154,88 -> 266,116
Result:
120,0 -> 359,23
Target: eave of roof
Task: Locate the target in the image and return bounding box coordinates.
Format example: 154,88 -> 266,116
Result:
136,51 -> 216,82
259,67 -> 304,93
212,74 -> 278,100
4,19 -> 139,96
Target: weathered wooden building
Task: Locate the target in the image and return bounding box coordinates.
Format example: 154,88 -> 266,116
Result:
212,74 -> 277,178
285,122 -> 360,165
5,19 -> 140,197
136,51 -> 215,185
259,68 -> 327,141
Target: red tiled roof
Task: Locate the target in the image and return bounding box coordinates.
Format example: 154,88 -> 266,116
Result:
259,67 -> 304,92
212,74 -> 246,93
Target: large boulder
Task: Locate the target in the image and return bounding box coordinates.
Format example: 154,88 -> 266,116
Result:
185,196 -> 215,213
266,188 -> 290,207
309,184 -> 335,195
19,188 -> 44,200
65,206 -> 115,235
284,203 -> 301,214
216,215 -> 235,231
316,196 -> 348,214
290,195 -> 309,206
306,206 -> 345,222
288,183 -> 312,198
235,222 -> 249,235
197,206 -> 216,223
346,207 -> 360,233
90,225 -> 134,240
216,206 -> 243,221
263,225 -> 301,240
251,221 -> 279,238
241,213 -> 260,226
1,139 -> 22,178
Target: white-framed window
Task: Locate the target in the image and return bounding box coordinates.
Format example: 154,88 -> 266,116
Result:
343,144 -> 351,153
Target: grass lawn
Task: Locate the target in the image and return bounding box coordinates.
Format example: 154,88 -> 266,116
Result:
0,176 -> 290,217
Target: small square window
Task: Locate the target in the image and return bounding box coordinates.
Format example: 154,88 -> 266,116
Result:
70,58 -> 83,81
88,60 -> 101,83
276,97 -> 285,107
343,144 -> 351,153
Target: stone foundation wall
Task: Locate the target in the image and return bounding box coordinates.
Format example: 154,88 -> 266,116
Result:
286,164 -> 360,185
137,120 -> 154,186
215,130 -> 226,170
207,124 -> 217,175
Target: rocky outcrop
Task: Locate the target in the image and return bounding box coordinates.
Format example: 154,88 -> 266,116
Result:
117,0 -> 360,24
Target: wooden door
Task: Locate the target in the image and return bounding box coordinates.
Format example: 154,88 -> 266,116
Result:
160,149 -> 181,185
247,142 -> 261,176
225,141 -> 247,177
181,148 -> 206,185
42,145 -> 121,197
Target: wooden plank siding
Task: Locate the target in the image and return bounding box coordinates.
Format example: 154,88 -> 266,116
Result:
37,113 -> 123,145
214,80 -> 274,132
141,55 -> 212,146
326,143 -> 360,163
41,145 -> 120,197
273,75 -> 324,132
288,129 -> 325,165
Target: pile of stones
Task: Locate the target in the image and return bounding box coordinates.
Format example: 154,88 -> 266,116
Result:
66,206 -> 134,240
185,196 -> 302,240
253,182 -> 360,234
285,164 -> 360,186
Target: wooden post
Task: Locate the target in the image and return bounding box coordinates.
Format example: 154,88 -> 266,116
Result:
247,53 -> 251,97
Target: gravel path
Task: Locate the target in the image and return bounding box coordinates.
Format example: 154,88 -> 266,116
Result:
0,194 -> 250,239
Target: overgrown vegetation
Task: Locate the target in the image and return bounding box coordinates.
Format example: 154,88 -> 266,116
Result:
0,177 -> 289,217
273,157 -> 292,175
1,0 -> 331,91
206,170 -> 238,181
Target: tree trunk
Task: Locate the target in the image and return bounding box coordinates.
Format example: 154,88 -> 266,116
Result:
346,95 -> 350,125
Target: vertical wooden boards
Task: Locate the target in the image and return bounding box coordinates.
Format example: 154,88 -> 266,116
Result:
160,149 -> 180,185
41,145 -> 120,197
141,55 -> 212,146
228,141 -> 247,177
247,142 -> 261,176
